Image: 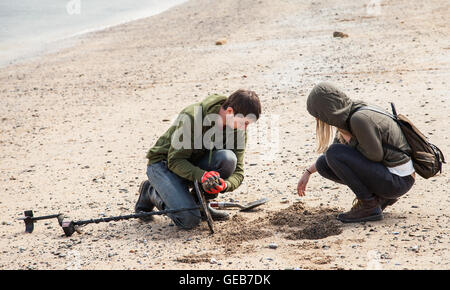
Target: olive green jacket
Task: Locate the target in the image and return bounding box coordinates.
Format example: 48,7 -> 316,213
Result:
307,82 -> 411,167
146,94 -> 246,192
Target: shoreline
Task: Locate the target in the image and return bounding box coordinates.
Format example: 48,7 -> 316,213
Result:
0,0 -> 449,270
0,0 -> 188,68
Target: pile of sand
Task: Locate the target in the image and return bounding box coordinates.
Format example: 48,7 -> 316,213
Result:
267,202 -> 343,240
214,202 -> 342,250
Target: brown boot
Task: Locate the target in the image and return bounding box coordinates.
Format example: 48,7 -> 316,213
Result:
377,197 -> 398,211
337,198 -> 383,223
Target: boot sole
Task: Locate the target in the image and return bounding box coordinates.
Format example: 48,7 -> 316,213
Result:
201,207 -> 230,221
135,180 -> 154,221
136,211 -> 154,222
337,213 -> 383,223
381,199 -> 398,211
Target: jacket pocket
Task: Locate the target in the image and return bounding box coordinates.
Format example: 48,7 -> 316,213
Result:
414,151 -> 435,164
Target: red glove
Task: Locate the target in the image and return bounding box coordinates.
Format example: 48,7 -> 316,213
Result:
201,171 -> 227,194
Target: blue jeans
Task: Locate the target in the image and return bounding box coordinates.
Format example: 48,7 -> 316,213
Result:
146,149 -> 237,229
316,144 -> 415,200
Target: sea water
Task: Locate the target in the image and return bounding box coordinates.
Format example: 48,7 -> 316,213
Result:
0,0 -> 187,67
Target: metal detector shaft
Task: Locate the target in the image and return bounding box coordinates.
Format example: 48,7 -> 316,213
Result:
61,207 -> 201,237
73,207 -> 200,226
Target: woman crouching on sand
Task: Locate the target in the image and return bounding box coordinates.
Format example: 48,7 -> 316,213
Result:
298,82 -> 416,223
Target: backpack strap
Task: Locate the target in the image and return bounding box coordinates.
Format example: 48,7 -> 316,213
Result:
347,104 -> 411,157
390,102 -> 398,118
356,105 -> 396,120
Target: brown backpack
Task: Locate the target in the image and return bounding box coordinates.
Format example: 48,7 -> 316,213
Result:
352,103 -> 445,179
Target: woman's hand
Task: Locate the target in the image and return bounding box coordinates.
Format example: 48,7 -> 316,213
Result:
297,172 -> 311,197
338,129 -> 352,144
297,164 -> 317,197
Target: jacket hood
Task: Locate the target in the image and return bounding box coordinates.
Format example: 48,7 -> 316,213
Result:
306,82 -> 366,131
200,94 -> 227,115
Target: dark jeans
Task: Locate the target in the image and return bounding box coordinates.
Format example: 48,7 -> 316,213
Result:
146,149 -> 237,229
316,144 -> 415,200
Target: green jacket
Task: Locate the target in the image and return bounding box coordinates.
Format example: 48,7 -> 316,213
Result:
307,82 -> 411,167
146,94 -> 246,192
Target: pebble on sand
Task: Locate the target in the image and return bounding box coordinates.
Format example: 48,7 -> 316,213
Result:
333,31 -> 348,38
215,38 -> 227,45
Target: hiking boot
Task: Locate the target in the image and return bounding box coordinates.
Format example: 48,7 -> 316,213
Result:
189,186 -> 228,221
134,180 -> 155,221
148,187 -> 165,211
199,203 -> 230,221
337,198 -> 383,223
377,197 -> 398,211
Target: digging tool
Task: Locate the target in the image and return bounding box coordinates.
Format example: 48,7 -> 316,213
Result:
18,180 -> 214,236
209,198 -> 269,212
195,179 -> 214,234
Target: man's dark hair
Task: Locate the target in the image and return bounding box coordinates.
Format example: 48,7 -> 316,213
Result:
222,89 -> 262,120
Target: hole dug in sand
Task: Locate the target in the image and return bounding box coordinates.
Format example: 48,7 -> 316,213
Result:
268,202 -> 343,240
176,202 -> 343,263
215,202 -> 343,248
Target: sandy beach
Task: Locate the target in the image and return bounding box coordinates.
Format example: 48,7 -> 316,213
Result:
0,0 -> 449,270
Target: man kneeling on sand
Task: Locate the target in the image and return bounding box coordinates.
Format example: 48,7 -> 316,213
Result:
135,90 -> 262,229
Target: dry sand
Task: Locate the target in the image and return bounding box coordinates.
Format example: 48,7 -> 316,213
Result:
0,0 -> 449,269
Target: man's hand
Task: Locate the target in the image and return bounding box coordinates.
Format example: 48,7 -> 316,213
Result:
201,171 -> 227,194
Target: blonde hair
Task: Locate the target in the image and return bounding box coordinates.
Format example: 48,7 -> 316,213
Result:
315,118 -> 348,153
315,118 -> 336,153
